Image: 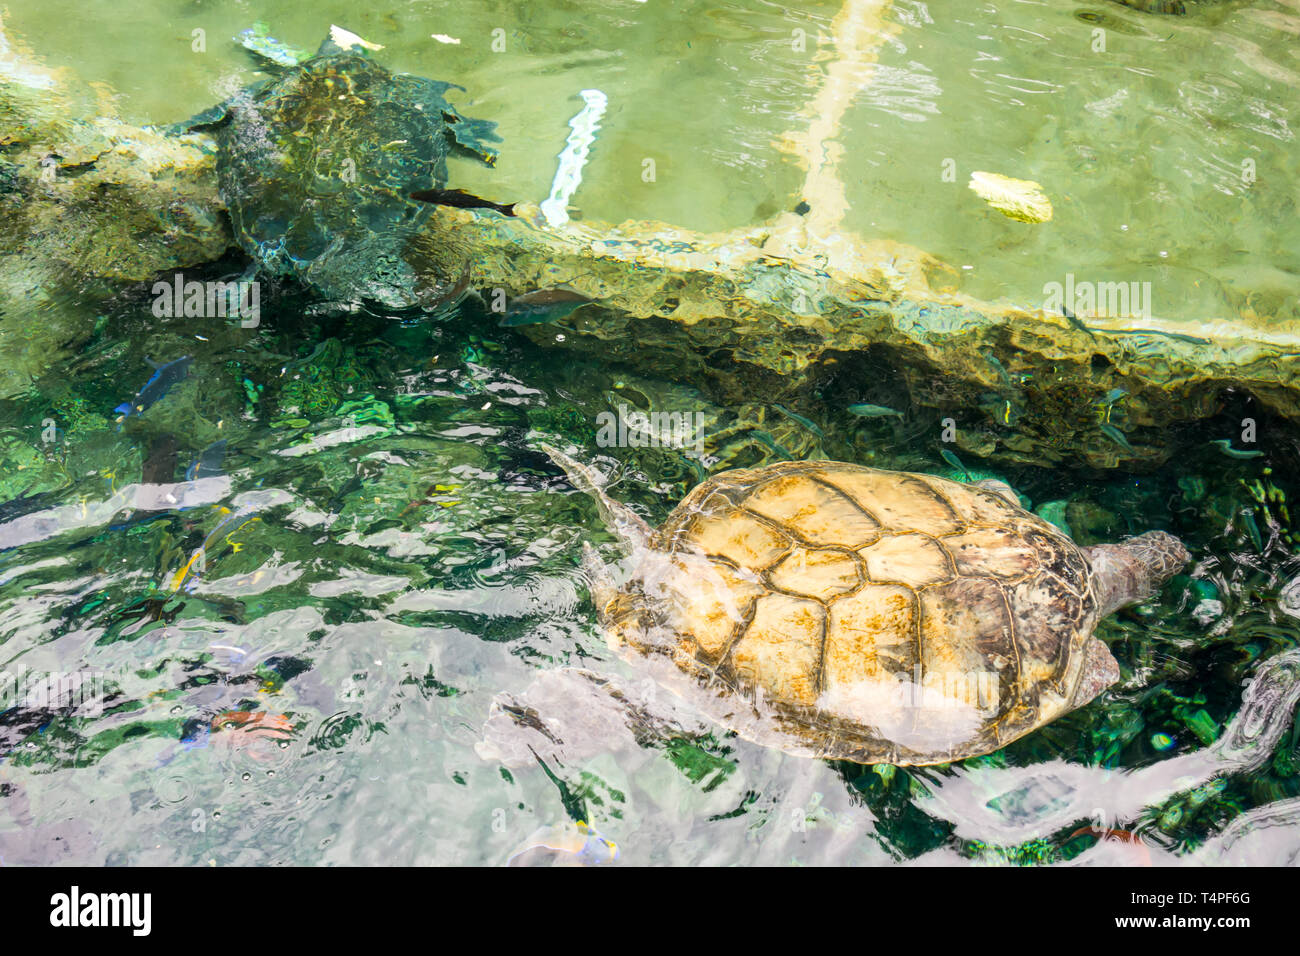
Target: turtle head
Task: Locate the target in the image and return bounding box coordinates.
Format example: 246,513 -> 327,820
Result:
1084,530 -> 1190,618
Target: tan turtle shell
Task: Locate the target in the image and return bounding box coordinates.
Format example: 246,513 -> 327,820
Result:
607,460 -> 1105,765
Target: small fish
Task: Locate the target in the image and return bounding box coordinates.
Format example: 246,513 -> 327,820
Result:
1210,439 -> 1264,460
1100,422 -> 1135,451
209,711 -> 296,764
982,350 -> 1013,386
1059,304 -> 1096,339
1241,510 -> 1263,552
1109,326 -> 1211,346
425,263 -> 473,315
212,710 -> 295,739
847,403 -> 903,419
771,404 -> 824,438
327,24 -> 384,53
168,505 -> 260,593
186,439 -> 228,481
501,288 -> 594,327
939,447 -> 970,479
507,820 -> 619,867
114,356 -> 193,424
978,392 -> 1022,427
1099,387 -> 1128,406
410,187 -> 517,217
746,429 -> 795,460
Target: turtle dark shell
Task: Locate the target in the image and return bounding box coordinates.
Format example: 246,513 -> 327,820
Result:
195,47 -> 500,306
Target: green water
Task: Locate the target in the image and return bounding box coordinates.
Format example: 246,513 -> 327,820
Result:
2,0 -> 1300,865
10,0 -> 1299,323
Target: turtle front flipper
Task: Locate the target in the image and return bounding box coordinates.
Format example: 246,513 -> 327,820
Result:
1069,637 -> 1122,711
581,541 -> 619,628
540,444 -> 653,553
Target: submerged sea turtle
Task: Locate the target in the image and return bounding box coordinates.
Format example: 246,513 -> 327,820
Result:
516,448 -> 1189,766
179,27 -> 506,306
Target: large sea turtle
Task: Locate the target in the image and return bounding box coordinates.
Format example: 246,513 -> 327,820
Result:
505,447 -> 1189,766
179,27 -> 507,307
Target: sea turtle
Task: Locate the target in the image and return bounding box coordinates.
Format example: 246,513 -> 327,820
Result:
178,27 -> 506,307
524,446 -> 1189,766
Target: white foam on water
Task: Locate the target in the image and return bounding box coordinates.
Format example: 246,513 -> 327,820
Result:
540,89 -> 608,228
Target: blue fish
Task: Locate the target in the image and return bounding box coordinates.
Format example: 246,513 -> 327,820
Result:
114,356 -> 193,424
186,439 -> 229,481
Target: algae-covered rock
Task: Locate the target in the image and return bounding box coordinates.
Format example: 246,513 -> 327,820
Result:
411,206 -> 1300,471
1,15 -> 228,282
0,13 -> 229,397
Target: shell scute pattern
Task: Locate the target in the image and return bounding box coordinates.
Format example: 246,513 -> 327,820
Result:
645,461 -> 1100,761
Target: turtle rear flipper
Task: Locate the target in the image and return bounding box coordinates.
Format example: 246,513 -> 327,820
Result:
476,667 -> 704,769
445,112 -> 502,165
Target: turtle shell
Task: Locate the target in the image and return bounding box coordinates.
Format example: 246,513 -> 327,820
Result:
210,52 -> 500,306
617,461 -> 1102,764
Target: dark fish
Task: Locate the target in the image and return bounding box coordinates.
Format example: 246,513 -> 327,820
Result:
114,356 -> 193,423
1108,327 -> 1212,346
1059,304 -> 1096,339
501,288 -> 594,327
410,187 -> 517,217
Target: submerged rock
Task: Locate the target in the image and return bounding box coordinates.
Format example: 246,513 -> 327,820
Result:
412,207 -> 1300,470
